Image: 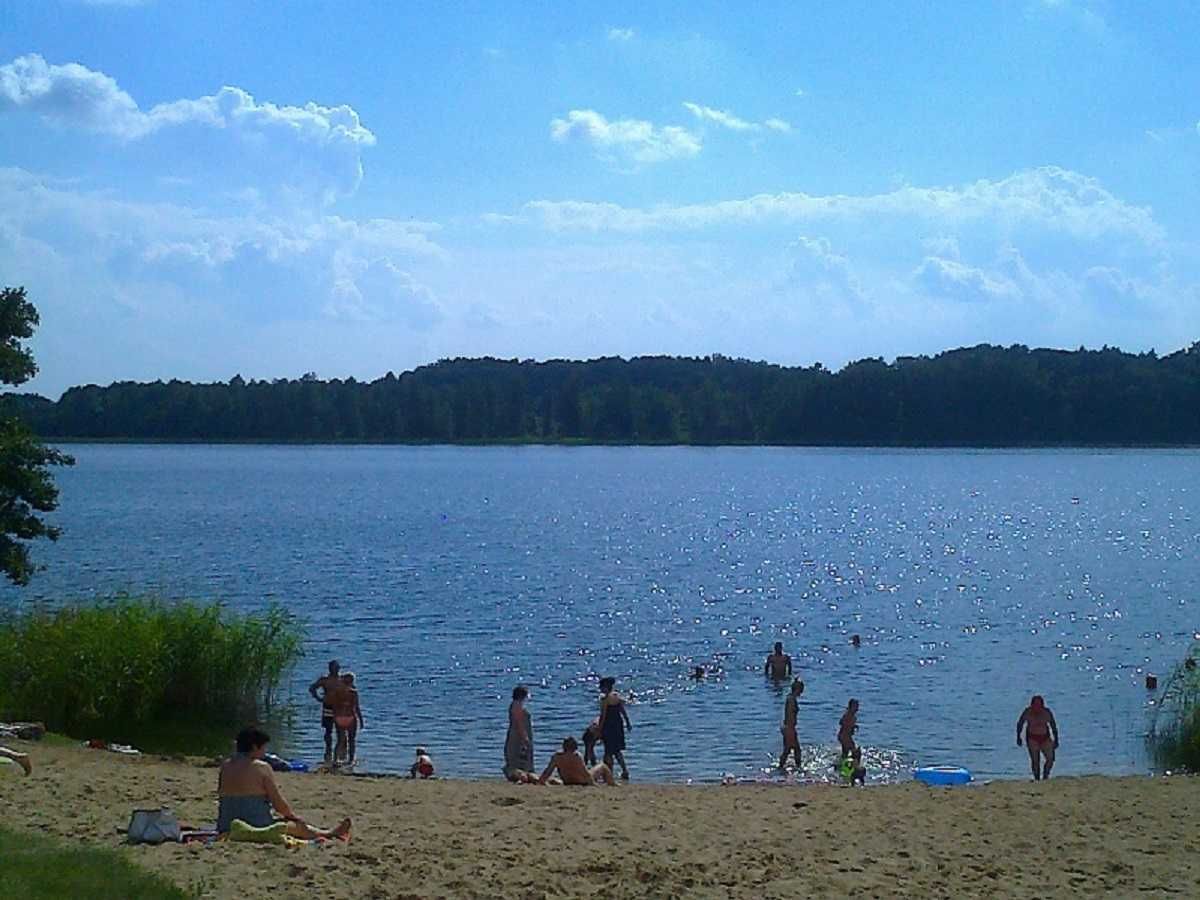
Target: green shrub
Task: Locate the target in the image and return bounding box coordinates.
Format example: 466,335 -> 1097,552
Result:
1148,643 -> 1200,772
0,597 -> 304,750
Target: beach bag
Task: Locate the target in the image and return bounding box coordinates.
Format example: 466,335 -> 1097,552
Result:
127,808 -> 181,844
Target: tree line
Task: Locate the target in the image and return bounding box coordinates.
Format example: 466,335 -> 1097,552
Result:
6,342 -> 1200,446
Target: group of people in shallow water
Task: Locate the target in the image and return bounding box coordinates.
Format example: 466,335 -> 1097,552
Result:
503,675 -> 633,786
288,639 -> 1061,800
767,640 -> 1061,782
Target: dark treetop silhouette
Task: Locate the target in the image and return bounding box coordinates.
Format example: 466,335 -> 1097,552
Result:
7,341 -> 1200,447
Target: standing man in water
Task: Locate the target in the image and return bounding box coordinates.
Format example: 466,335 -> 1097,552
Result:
1016,695 -> 1060,780
779,678 -> 805,771
765,642 -> 793,680
308,659 -> 342,763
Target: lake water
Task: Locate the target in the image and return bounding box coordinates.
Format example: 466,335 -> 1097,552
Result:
8,445 -> 1199,782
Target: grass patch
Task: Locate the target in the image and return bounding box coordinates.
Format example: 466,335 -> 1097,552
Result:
0,597 -> 305,752
0,825 -> 190,900
1149,643 -> 1200,771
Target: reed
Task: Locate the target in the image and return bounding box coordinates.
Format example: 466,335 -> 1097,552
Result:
1148,643 -> 1200,772
0,596 -> 304,750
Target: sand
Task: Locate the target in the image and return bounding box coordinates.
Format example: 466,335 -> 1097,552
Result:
2,739 -> 1198,899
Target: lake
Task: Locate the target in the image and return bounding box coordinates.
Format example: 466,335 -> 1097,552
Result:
8,445 -> 1199,782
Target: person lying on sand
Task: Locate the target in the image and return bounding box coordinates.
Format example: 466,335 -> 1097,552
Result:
838,698 -> 859,760
1016,695 -> 1059,781
0,746 -> 32,775
765,642 -> 793,680
218,726 -> 351,841
538,737 -> 617,786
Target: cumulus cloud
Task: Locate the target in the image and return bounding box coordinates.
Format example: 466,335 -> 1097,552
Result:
549,109 -> 700,165
0,54 -> 375,199
329,257 -> 442,326
787,236 -> 866,306
914,256 -> 1020,303
682,101 -> 791,134
606,26 -> 635,41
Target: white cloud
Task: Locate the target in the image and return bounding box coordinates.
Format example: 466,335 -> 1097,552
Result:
682,101 -> 792,134
549,109 -> 701,165
914,256 -> 1020,303
606,27 -> 635,41
787,236 -> 866,306
682,102 -> 757,132
502,167 -> 1164,247
0,54 -> 375,199
795,88 -> 806,98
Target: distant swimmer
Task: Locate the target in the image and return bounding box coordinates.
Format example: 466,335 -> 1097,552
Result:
779,678 -> 805,771
765,642 -> 793,680
538,736 -> 617,786
1016,695 -> 1060,781
838,699 -> 859,760
851,634 -> 861,648
692,665 -> 706,680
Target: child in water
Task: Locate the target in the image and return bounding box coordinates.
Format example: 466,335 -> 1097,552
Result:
410,746 -> 435,779
839,746 -> 866,786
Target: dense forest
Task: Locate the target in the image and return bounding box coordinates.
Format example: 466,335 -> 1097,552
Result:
6,343 -> 1200,446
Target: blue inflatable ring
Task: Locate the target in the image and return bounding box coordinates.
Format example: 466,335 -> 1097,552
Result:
914,765 -> 971,786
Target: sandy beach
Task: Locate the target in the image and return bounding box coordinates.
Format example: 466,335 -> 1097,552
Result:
2,739 -> 1198,899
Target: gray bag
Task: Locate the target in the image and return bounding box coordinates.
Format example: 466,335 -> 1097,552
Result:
127,808 -> 181,844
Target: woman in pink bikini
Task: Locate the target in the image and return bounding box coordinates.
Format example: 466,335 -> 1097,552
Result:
1016,695 -> 1059,780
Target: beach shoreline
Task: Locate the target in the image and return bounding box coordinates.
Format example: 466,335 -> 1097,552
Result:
2,738 -> 1198,898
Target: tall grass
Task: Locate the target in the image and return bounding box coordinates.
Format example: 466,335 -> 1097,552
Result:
1148,643 -> 1200,772
0,597 -> 305,751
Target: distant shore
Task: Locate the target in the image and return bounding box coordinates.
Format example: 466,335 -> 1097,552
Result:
2,739 -> 1198,898
41,436 -> 1200,449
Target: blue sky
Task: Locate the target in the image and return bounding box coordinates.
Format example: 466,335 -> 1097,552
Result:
1,0 -> 1197,396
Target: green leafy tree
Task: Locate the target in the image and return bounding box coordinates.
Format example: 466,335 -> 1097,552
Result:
0,286 -> 73,585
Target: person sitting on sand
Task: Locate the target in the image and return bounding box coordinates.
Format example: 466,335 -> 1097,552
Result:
410,746 -> 434,779
333,672 -> 365,765
779,678 -> 804,771
839,746 -> 866,786
1016,695 -> 1059,781
765,642 -> 792,680
838,699 -> 859,760
217,727 -> 351,841
504,685 -> 535,782
538,737 -> 617,786
0,746 -> 32,775
308,659 -> 342,763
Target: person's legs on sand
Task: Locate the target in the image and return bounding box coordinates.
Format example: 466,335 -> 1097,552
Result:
323,717 -> 334,762
1042,743 -> 1055,780
285,817 -> 352,842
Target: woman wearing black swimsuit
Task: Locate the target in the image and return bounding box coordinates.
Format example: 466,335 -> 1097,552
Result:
597,676 -> 632,780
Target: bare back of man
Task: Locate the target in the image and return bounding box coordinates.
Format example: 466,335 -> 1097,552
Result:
539,739 -> 616,786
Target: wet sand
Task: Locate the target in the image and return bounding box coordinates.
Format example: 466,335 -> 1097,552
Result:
2,739 -> 1198,898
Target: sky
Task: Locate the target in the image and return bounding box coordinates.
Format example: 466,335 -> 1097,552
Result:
1,0 -> 1198,397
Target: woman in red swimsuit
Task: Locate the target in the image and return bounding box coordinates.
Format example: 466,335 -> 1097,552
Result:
1016,695 -> 1059,780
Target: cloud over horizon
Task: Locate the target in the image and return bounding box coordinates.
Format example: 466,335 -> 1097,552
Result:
550,109 -> 701,165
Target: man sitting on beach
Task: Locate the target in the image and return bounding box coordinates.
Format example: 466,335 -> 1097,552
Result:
765,642 -> 792,680
538,737 -> 617,786
1016,695 -> 1060,780
308,659 -> 342,762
